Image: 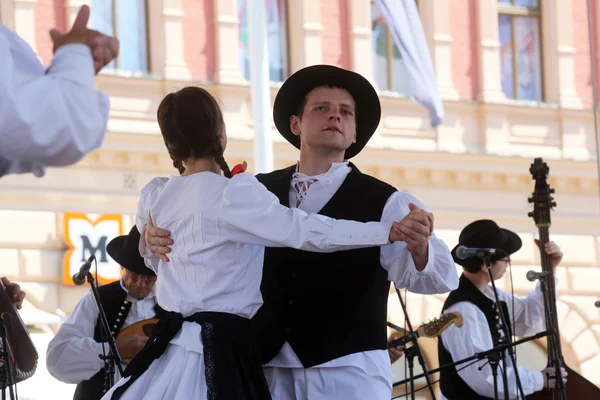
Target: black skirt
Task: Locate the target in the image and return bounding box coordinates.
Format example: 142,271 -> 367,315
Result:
110,311 -> 271,400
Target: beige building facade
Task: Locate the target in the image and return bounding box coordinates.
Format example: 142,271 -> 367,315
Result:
1,0 -> 600,397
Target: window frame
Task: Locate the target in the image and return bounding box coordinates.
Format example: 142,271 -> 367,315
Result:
370,0 -> 420,93
497,0 -> 545,101
95,0 -> 150,74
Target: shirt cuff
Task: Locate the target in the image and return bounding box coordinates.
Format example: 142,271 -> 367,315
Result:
329,221 -> 391,246
48,43 -> 95,88
406,239 -> 435,273
533,371 -> 544,392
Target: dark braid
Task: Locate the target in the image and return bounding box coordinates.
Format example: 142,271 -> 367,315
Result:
213,135 -> 231,178
157,86 -> 229,176
173,159 -> 185,175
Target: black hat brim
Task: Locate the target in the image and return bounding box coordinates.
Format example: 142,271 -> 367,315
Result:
106,227 -> 156,276
273,65 -> 381,160
451,227 -> 522,268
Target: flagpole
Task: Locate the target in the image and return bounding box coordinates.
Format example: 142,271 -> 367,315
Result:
247,0 -> 274,173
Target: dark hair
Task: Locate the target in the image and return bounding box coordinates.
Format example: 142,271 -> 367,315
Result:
156,86 -> 231,177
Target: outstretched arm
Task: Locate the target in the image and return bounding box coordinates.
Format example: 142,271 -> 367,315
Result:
217,173 -> 396,252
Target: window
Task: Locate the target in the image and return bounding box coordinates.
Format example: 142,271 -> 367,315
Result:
370,1 -> 411,93
90,0 -> 148,74
237,0 -> 288,82
498,0 -> 543,101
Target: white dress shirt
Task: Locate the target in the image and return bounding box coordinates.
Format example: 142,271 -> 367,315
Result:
439,280 -> 548,399
46,279 -> 158,384
0,23 -> 109,178
264,161 -> 458,399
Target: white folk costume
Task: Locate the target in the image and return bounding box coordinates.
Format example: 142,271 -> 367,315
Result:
251,65 -> 459,400
47,227 -> 162,400
438,220 -> 547,399
102,171 -> 396,400
0,23 -> 108,178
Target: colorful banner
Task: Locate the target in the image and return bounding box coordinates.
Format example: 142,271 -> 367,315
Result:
62,213 -> 124,286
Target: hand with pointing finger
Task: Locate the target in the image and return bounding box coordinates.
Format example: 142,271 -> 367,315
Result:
49,5 -> 120,74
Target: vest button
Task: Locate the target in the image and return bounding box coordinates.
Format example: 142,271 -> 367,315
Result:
288,300 -> 294,306
291,273 -> 297,279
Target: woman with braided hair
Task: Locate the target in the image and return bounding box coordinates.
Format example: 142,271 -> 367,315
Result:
102,86 -> 407,400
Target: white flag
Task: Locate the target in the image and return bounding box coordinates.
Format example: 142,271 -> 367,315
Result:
374,0 -> 444,127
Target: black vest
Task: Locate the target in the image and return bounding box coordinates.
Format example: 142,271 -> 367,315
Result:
73,282 -> 164,400
438,274 -> 512,400
253,163 -> 397,367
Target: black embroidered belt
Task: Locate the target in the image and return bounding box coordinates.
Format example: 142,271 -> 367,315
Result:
110,311 -> 271,400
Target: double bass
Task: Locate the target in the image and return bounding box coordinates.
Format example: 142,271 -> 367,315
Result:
526,158 -> 600,399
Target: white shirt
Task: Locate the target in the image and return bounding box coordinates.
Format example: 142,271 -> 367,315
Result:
46,279 -> 158,384
136,171 -> 393,355
266,162 -> 458,373
439,278 -> 548,399
0,23 -> 109,178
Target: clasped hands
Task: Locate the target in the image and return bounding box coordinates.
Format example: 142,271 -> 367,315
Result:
388,203 -> 434,260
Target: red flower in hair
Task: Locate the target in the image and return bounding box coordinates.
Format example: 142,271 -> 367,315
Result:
231,162 -> 247,177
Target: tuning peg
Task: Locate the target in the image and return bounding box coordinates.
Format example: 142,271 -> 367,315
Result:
551,202 -> 557,207
549,188 -> 555,194
527,197 -> 534,203
528,212 -> 534,217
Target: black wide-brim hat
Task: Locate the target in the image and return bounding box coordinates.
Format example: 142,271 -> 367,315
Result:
273,65 -> 381,160
106,226 -> 156,276
451,220 -> 522,268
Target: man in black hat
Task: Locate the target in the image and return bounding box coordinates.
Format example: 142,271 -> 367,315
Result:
144,64 -> 458,399
47,226 -> 163,400
438,219 -> 567,399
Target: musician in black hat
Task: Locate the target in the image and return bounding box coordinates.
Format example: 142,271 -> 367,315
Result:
47,226 -> 163,400
144,64 -> 458,399
438,219 -> 567,399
